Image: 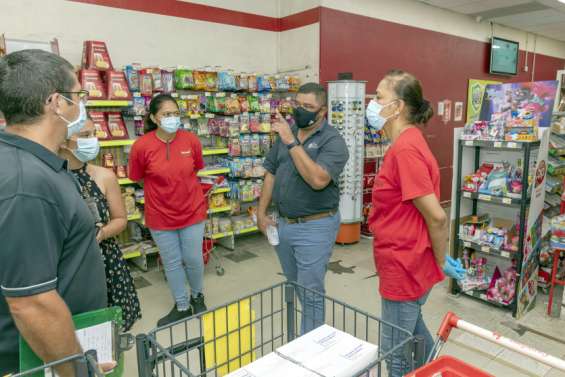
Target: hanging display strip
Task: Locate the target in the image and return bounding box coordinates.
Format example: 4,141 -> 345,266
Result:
327,81 -> 366,224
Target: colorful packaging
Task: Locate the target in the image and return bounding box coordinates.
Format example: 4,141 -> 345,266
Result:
82,41 -> 113,71
90,111 -> 110,140
276,76 -> 290,92
124,64 -> 140,92
218,71 -> 236,91
105,70 -> 132,100
186,96 -> 201,117
134,118 -> 144,136
176,98 -> 188,115
248,74 -> 258,92
206,71 -> 218,91
257,75 -> 272,92
248,95 -> 260,113
151,68 -> 163,92
79,69 -> 106,99
237,74 -> 249,92
249,113 -> 260,133
107,112 -> 129,140
260,113 -> 271,133
133,96 -> 146,116
239,96 -> 250,113
259,95 -> 271,114
193,71 -> 207,91
289,75 -> 301,92
225,95 -> 241,115
139,69 -> 154,96
174,68 -> 194,90
161,69 -> 174,93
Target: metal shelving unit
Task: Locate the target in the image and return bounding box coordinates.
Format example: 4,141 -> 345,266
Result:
451,139 -> 540,317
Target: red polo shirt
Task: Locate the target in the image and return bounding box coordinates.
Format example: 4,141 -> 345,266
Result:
368,127 -> 444,301
128,130 -> 207,231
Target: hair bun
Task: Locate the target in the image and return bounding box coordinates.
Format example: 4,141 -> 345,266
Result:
419,100 -> 430,113
416,99 -> 434,124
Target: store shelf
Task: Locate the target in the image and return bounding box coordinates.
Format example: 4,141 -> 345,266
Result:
461,289 -> 511,309
208,206 -> 231,214
197,168 -> 230,177
100,139 -> 135,148
461,191 -> 524,206
118,178 -> 135,185
236,226 -> 258,235
461,139 -> 539,150
459,239 -> 514,259
208,231 -> 234,240
212,187 -> 230,194
203,148 -> 229,156
86,100 -> 132,107
127,213 -> 142,221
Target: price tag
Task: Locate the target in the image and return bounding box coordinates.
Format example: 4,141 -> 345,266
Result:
494,141 -> 502,148
205,92 -> 211,97
252,93 -> 259,97
507,142 -> 517,149
481,246 -> 490,253
502,198 -> 512,205
171,92 -> 179,98
190,115 -> 200,119
465,140 -> 473,146
463,241 -> 471,248
501,251 -> 510,258
478,194 -> 491,201
187,95 -> 198,100
205,113 -> 215,119
479,294 -> 487,300
230,93 -> 238,99
133,92 -> 141,97
133,116 -> 142,121
463,192 -> 471,198
216,92 -> 226,98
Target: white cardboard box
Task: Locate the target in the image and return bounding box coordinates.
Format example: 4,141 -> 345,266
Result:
276,324 -> 379,377
225,352 -> 319,377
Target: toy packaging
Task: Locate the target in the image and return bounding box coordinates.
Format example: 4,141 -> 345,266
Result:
90,111 -> 111,140
505,108 -> 539,142
487,265 -> 517,305
107,112 -> 129,140
82,41 -> 113,71
79,69 -> 106,100
105,70 -> 132,100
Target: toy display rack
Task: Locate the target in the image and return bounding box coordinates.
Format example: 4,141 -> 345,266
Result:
451,138 -> 541,317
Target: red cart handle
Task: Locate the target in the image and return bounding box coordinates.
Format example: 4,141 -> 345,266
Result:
436,311 -> 460,342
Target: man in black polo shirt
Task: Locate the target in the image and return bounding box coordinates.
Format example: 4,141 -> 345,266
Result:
258,83 -> 348,334
0,50 -> 108,375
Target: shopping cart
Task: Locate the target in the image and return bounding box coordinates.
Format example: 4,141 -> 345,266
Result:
406,311 -> 565,376
11,350 -> 103,377
200,175 -> 227,276
136,282 -> 426,376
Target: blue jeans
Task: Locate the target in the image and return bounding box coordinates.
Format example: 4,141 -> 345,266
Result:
275,212 -> 340,335
381,291 -> 434,377
150,222 -> 205,311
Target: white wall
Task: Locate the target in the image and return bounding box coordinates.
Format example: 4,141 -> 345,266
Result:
277,23 -> 320,83
1,0 -> 278,73
322,0 -> 565,60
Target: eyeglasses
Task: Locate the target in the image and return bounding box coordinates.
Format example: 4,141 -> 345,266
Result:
160,111 -> 182,118
58,90 -> 90,104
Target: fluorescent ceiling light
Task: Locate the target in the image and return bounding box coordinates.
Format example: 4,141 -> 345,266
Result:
559,0 -> 565,4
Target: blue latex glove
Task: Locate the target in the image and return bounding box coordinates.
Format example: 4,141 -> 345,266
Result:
443,256 -> 466,280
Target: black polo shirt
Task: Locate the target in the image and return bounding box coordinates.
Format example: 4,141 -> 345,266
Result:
0,131 -> 107,374
264,121 -> 349,218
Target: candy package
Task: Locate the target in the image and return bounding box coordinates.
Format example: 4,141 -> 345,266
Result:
237,74 -> 249,92
193,71 -> 208,91
241,135 -> 251,156
102,153 -> 116,169
289,75 -> 301,92
90,112 -> 110,140
260,134 -> 271,154
161,70 -> 174,93
116,165 -> 128,179
248,95 -> 260,113
174,68 -> 194,90
107,112 -> 129,140
229,138 -> 241,157
228,117 -> 241,137
249,113 -> 260,133
260,113 -> 271,133
196,118 -> 209,137
124,64 -> 140,92
276,76 -> 290,92
82,41 -> 113,71
248,74 -> 258,93
134,118 -> 144,137
105,70 -> 132,100
225,95 -> 241,115
139,69 -> 153,96
218,71 -> 236,91
186,96 -> 201,117
259,95 -> 271,114
205,71 -> 218,91
279,97 -> 294,115
176,98 -> 188,116
151,68 -> 163,92
239,96 -> 250,113
79,69 -> 106,99
257,75 -> 271,92
251,134 -> 261,156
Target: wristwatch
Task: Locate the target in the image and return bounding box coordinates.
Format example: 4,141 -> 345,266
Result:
286,139 -> 300,150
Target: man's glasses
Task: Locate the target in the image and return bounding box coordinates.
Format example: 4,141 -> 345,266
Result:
58,90 -> 90,104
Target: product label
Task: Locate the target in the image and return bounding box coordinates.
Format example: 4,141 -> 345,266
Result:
478,194 -> 491,201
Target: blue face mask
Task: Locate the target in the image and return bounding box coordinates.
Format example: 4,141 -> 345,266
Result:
366,99 -> 397,131
73,137 -> 100,162
59,97 -> 87,139
160,116 -> 181,134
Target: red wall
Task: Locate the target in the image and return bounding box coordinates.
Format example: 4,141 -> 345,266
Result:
319,8 -> 565,202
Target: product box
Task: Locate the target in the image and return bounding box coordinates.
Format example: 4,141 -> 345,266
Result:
105,70 -> 132,100
79,69 -> 106,100
225,353 -> 317,377
276,324 -> 379,377
90,111 -> 111,140
107,112 -> 129,140
82,40 -> 113,71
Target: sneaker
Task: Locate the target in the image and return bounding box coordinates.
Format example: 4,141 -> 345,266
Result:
157,305 -> 193,327
191,293 -> 207,314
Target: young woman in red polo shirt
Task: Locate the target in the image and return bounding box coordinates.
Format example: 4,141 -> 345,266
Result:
366,70 -> 465,377
129,94 -> 207,326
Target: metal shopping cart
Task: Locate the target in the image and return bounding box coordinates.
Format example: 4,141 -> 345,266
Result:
10,351 -> 103,377
200,175 -> 227,276
136,282 -> 426,376
405,311 -> 565,376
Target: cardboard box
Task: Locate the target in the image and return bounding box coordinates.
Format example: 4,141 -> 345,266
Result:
89,111 -> 110,140
107,112 -> 129,140
82,40 -> 113,71
225,352 -> 318,377
80,69 -> 106,100
276,325 -> 379,377
105,70 -> 132,100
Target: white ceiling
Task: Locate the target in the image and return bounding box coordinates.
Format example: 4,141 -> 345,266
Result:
419,0 -> 565,42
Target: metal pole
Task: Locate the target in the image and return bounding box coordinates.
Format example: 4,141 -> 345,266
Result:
452,140 -> 464,294
412,335 -> 426,370
285,283 -> 296,342
136,334 -> 150,377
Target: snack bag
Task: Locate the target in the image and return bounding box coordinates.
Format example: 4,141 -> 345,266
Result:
248,74 -> 258,92
239,96 -> 250,113
102,153 -> 115,169
257,75 -> 271,92
151,68 -> 163,92
193,71 -> 207,91
249,113 -> 260,133
241,135 -> 251,157
124,64 -> 140,92
251,134 -> 261,156
161,69 -> 174,93
225,95 -> 241,115
133,96 -> 146,116
105,70 -> 132,100
79,69 -> 106,99
90,112 -> 110,140
229,137 -> 241,157
260,113 -> 271,133
199,95 -> 208,114
276,76 -> 290,92
186,96 -> 201,117
237,74 -> 249,92
83,41 -> 113,71
174,68 -> 194,90
259,95 -> 271,114
115,165 -> 128,179
134,118 -> 144,136
268,75 -> 277,92
139,69 -> 154,96
176,98 -> 188,116
289,75 -> 301,92
197,118 -> 209,137
205,71 -> 218,91
239,113 -> 250,134
107,112 -> 129,140
218,71 -> 236,91
248,95 -> 260,113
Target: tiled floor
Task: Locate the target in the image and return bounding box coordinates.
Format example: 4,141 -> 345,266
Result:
124,234 -> 565,376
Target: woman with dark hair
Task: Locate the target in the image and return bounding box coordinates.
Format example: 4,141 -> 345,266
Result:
366,70 -> 465,377
129,94 -> 207,326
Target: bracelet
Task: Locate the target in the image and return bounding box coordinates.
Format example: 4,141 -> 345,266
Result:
286,139 -> 300,150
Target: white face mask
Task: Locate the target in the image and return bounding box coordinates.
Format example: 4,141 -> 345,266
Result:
58,96 -> 87,139
366,99 -> 397,131
160,116 -> 181,134
73,137 -> 100,162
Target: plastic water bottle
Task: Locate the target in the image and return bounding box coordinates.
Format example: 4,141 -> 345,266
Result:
266,212 -> 279,246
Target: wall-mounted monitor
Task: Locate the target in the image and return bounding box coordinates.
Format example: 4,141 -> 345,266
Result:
490,37 -> 519,76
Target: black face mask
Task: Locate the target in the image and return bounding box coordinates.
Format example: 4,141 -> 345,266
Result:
293,107 -> 319,129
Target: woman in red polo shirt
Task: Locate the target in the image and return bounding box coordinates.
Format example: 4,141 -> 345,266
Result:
367,70 -> 465,377
129,94 -> 207,326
